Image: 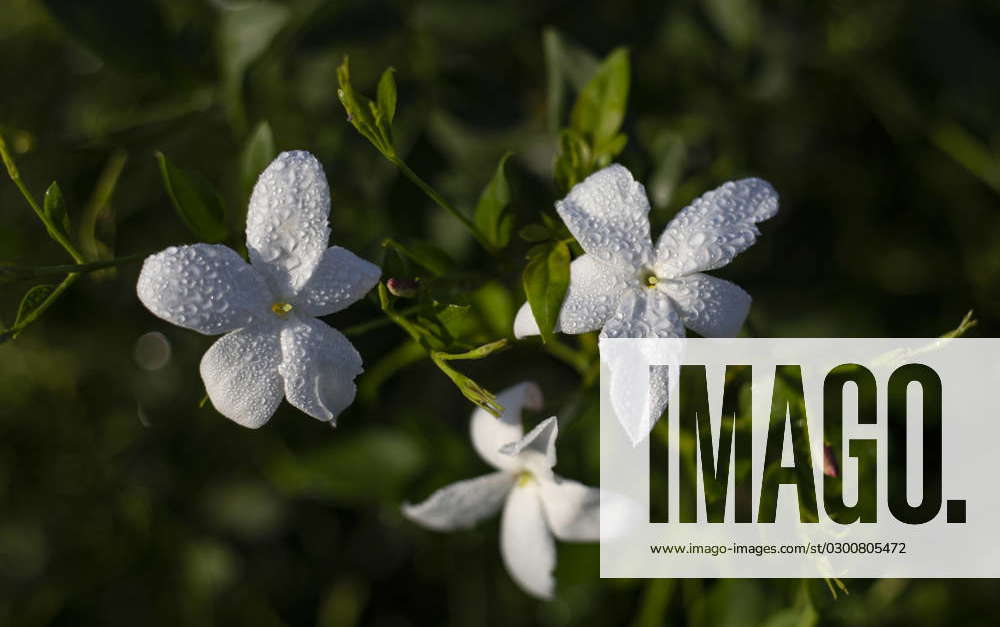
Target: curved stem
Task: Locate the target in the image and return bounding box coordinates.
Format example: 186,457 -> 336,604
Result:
0,135 -> 86,264
0,273 -> 79,343
389,156 -> 494,252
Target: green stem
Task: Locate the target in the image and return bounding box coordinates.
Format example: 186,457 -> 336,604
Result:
79,149 -> 127,261
0,254 -> 145,281
543,337 -> 591,375
0,273 -> 79,342
0,135 -> 86,263
341,304 -> 426,337
389,157 -> 494,252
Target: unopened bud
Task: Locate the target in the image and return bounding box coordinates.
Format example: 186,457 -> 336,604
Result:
386,277 -> 419,298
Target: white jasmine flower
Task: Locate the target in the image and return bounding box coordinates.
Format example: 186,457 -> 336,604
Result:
513,164 -> 778,442
136,151 -> 380,428
402,382 -> 599,599
514,164 -> 778,341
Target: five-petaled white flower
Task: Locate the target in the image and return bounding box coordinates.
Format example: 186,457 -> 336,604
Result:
402,382 -> 599,599
514,164 -> 778,341
513,164 -> 778,442
137,151 -> 380,428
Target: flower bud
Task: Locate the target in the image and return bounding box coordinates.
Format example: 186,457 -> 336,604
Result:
386,277 -> 419,298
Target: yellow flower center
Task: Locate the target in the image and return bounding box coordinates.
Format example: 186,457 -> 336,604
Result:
516,471 -> 534,487
271,302 -> 294,316
642,269 -> 659,288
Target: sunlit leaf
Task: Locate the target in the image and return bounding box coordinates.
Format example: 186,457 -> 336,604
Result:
155,152 -> 228,243
570,47 -> 630,153
337,57 -> 395,156
377,67 -> 397,126
473,153 -> 513,250
522,241 -> 571,344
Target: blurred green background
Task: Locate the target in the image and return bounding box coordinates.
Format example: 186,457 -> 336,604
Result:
2,0 -> 1000,625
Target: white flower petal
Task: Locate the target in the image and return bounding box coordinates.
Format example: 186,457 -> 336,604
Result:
402,471 -> 515,531
513,254 -> 633,338
246,151 -> 332,297
663,273 -> 751,337
500,416 -> 558,479
200,324 -> 284,428
600,287 -> 684,339
653,177 -> 778,278
296,246 -> 381,317
601,344 -> 671,446
501,481 -> 556,599
539,476 -> 600,541
513,301 -> 542,338
600,333 -> 683,446
279,317 -> 363,424
471,382 -> 543,470
555,164 -> 653,270
137,244 -> 270,335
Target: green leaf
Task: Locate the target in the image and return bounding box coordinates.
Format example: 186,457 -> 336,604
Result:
155,152 -> 228,243
240,120 -> 276,199
15,284 -> 55,328
542,28 -> 600,131
554,128 -> 592,193
381,238 -> 455,276
430,340 -> 510,416
518,223 -> 551,243
218,1 -> 290,129
570,47 -> 630,152
703,0 -> 761,50
473,153 -> 514,250
78,150 -> 126,267
522,241 -> 571,344
377,67 -> 397,126
337,57 -> 395,157
270,429 -> 424,503
43,181 -> 70,236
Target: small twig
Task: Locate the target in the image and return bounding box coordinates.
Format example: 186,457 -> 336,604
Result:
0,135 -> 86,263
0,254 -> 146,282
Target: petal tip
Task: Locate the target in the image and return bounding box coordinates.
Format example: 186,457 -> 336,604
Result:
513,302 -> 542,339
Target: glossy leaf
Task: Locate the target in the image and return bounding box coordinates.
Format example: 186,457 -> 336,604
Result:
522,240 -> 571,344
155,152 -> 228,243
473,153 -> 514,250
